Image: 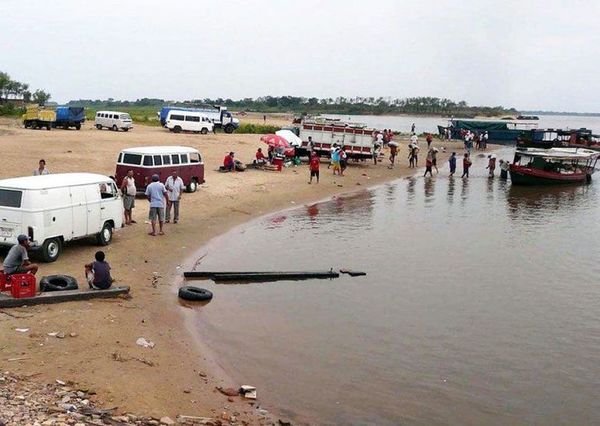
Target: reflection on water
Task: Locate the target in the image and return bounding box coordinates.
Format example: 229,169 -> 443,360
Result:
195,150 -> 600,425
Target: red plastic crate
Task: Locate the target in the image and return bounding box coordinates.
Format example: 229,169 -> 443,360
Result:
9,274 -> 36,298
0,271 -> 7,292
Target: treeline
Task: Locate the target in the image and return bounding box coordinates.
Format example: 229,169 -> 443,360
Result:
67,96 -> 519,117
0,71 -> 51,114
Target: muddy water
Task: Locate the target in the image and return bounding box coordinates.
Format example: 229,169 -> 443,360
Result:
192,150 -> 600,425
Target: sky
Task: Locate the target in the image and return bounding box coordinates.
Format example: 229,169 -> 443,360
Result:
1,0 -> 599,112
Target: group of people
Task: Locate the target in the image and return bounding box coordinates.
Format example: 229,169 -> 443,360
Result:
462,130 -> 489,152
138,171 -> 185,236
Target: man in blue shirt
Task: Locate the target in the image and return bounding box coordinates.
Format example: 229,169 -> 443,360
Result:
144,174 -> 167,236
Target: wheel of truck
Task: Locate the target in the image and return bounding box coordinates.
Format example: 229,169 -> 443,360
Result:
96,222 -> 113,246
40,275 -> 78,292
186,178 -> 198,193
112,124 -> 118,131
96,124 -> 102,130
41,238 -> 62,263
123,128 -> 129,132
75,123 -> 81,130
200,127 -> 208,135
173,125 -> 182,133
224,124 -> 234,134
63,124 -> 69,130
46,124 -> 52,131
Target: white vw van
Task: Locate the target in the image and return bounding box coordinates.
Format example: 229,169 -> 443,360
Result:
166,110 -> 214,134
0,173 -> 123,262
95,111 -> 133,131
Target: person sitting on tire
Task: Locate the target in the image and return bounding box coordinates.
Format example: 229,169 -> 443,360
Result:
84,251 -> 113,290
2,235 -> 38,275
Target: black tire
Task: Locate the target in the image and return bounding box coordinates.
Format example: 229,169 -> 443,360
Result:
112,124 -> 118,131
46,124 -> 52,131
173,125 -> 182,133
41,238 -> 62,262
96,222 -> 113,246
178,286 -> 213,301
123,128 -> 129,132
75,123 -> 81,130
200,127 -> 208,135
224,124 -> 234,134
40,275 -> 78,292
186,178 -> 198,193
96,124 -> 102,130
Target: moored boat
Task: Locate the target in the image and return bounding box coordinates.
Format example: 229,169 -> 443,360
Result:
509,147 -> 599,185
439,118 -> 538,145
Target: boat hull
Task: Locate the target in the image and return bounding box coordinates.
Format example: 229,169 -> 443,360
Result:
509,165 -> 592,185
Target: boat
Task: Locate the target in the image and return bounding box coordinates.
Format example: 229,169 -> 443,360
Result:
516,128 -> 600,151
509,147 -> 599,185
438,118 -> 538,145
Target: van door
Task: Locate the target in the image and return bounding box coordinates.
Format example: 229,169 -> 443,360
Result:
99,181 -> 119,222
84,184 -> 102,236
70,186 -> 87,238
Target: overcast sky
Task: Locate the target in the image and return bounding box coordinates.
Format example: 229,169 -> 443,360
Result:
1,0 -> 598,112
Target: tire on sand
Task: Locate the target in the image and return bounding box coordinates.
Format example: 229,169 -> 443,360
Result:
40,275 -> 79,292
178,286 -> 213,301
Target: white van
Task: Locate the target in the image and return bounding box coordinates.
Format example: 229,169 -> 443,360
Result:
95,111 -> 133,132
0,173 -> 124,262
166,110 -> 214,134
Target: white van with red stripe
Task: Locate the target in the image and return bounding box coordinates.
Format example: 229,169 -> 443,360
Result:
298,119 -> 376,160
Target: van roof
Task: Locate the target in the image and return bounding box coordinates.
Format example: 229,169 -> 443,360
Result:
0,173 -> 114,190
120,146 -> 200,155
166,110 -> 208,117
96,111 -> 129,114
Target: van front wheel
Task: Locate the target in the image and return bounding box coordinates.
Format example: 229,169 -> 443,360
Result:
97,222 -> 113,246
112,125 -> 118,131
41,238 -> 62,263
200,128 -> 208,135
173,126 -> 182,133
96,124 -> 102,130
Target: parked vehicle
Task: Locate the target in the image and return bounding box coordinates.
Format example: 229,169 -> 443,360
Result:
54,106 -> 85,130
115,146 -> 205,192
289,118 -> 377,160
22,106 -> 56,130
0,173 -> 123,262
95,111 -> 133,131
159,106 -> 239,133
165,111 -> 214,134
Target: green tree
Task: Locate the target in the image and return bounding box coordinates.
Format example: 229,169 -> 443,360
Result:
32,89 -> 51,105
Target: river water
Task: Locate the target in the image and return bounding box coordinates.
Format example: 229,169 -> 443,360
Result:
192,149 -> 600,425
322,113 -> 600,135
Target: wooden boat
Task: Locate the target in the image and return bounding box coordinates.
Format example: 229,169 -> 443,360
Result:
517,128 -> 600,151
184,270 -> 340,282
509,147 -> 599,185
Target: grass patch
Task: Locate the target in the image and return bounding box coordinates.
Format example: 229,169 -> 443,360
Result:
235,123 -> 281,134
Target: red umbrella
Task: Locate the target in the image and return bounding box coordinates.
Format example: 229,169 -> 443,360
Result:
260,134 -> 290,148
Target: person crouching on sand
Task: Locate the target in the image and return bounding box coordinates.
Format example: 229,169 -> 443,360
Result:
85,250 -> 113,290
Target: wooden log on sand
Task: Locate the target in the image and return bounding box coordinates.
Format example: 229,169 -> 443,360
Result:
0,286 -> 130,308
184,271 -> 340,282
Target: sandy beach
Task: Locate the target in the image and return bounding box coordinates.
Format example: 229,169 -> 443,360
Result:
0,117 -> 461,424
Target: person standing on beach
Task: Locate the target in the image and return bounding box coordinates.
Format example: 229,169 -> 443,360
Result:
145,174 -> 167,236
120,170 -> 137,225
165,170 -> 184,223
307,136 -> 315,159
483,131 -> 489,149
411,123 -> 416,133
339,146 -> 348,176
263,114 -> 266,123
461,153 -> 472,178
389,144 -> 398,168
331,146 -> 341,175
431,148 -> 439,173
410,133 -> 418,147
309,152 -> 320,184
33,159 -> 49,176
486,155 -> 496,177
449,152 -> 457,176
426,133 -> 433,149
424,152 -> 433,177
499,159 -> 510,179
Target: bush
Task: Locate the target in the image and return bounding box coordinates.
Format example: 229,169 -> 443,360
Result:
236,123 -> 281,134
0,104 -> 23,117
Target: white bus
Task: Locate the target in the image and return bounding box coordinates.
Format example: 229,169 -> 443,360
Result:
95,111 -> 133,132
166,110 -> 214,134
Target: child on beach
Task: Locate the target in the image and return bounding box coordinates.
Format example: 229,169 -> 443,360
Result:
85,251 -> 113,290
486,155 -> 496,177
424,151 -> 433,177
389,144 -> 398,168
309,152 -> 320,184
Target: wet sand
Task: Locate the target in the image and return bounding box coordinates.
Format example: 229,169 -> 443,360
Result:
0,117 -> 462,422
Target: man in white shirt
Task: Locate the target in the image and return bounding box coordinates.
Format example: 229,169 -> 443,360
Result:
165,170 -> 185,223
410,133 -> 418,146
33,159 -> 50,176
120,169 -> 137,225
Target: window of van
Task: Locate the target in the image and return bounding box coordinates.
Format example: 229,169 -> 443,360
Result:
113,114 -> 118,119
171,154 -> 180,164
143,155 -> 153,166
123,153 -> 142,165
171,114 -> 184,121
162,155 -> 171,165
0,189 -> 22,208
185,115 -> 200,122
100,183 -> 117,199
153,155 -> 163,166
96,112 -> 101,117
180,154 -> 189,164
189,152 -> 201,163
121,114 -> 131,120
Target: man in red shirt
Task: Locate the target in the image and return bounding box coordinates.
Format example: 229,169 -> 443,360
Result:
309,152 -> 320,184
255,148 -> 267,166
223,152 -> 235,172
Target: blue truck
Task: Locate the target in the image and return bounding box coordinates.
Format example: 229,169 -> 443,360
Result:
158,106 -> 239,133
54,106 -> 85,130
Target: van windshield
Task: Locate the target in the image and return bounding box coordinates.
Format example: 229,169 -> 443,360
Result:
122,153 -> 142,165
0,189 -> 23,208
120,114 -> 131,120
